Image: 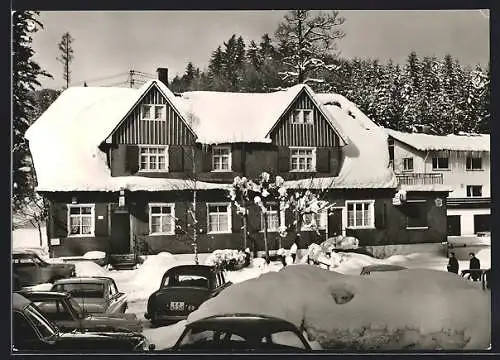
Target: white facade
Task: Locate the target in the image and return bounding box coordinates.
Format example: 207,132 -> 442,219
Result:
390,133 -> 490,236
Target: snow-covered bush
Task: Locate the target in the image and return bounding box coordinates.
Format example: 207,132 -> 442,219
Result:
321,235 -> 359,252
205,249 -> 247,271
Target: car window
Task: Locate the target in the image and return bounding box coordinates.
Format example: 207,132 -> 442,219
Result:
24,305 -> 57,338
53,283 -> 105,298
33,299 -> 74,321
270,331 -> 306,349
220,272 -> 226,284
108,282 -> 116,297
164,275 -> 209,288
13,311 -> 38,346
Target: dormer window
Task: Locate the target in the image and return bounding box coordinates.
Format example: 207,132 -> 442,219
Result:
212,146 -> 231,172
141,104 -> 166,121
291,109 -> 313,124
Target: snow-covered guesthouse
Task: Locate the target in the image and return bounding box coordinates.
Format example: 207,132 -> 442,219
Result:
26,69 -> 450,257
387,129 -> 490,237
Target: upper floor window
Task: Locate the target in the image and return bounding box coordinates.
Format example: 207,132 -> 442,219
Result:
141,104 -> 165,121
403,157 -> 414,171
466,157 -> 482,171
261,204 -> 280,232
207,203 -> 231,234
149,203 -> 175,235
466,185 -> 482,197
290,147 -> 316,172
212,146 -> 231,172
68,204 -> 95,237
405,199 -> 428,229
301,210 -> 327,231
291,109 -> 313,124
140,145 -> 168,172
346,200 -> 374,229
432,157 -> 449,170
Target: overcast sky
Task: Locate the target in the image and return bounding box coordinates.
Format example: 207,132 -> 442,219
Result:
30,10 -> 490,89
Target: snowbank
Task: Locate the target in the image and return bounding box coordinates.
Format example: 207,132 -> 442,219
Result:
83,251 -> 106,260
12,227 -> 48,250
71,260 -> 108,277
145,320 -> 187,350
188,265 -> 490,350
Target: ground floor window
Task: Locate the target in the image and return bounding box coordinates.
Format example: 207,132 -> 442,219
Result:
149,203 -> 175,235
207,203 -> 231,234
474,214 -> 490,233
301,210 -> 327,231
405,199 -> 428,229
346,200 -> 375,228
447,215 -> 461,236
261,204 -> 280,232
68,204 -> 95,236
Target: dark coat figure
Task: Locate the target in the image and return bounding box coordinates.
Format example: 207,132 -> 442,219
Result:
469,253 -> 481,281
447,253 -> 459,274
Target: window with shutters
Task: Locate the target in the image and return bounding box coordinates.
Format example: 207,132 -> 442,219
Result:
149,203 -> 175,235
139,145 -> 168,172
141,104 -> 166,121
290,147 -> 316,172
207,203 -> 231,234
67,204 -> 95,237
212,146 -> 231,172
346,200 -> 375,229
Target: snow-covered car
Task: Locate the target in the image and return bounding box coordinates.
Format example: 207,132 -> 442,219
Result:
165,313 -> 312,352
12,249 -> 76,289
12,293 -> 154,353
360,264 -> 407,275
17,290 -> 142,333
145,265 -> 232,326
51,276 -> 128,314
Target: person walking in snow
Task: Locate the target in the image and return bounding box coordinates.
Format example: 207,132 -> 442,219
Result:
469,252 -> 481,281
290,241 -> 298,264
447,252 -> 459,274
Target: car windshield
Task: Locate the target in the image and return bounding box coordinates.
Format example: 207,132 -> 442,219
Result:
163,274 -> 209,288
53,283 -> 105,298
25,304 -> 58,338
177,326 -> 307,350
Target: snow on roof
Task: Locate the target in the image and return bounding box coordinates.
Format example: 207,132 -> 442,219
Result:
176,84 -> 347,145
285,94 -> 397,189
386,129 -> 490,152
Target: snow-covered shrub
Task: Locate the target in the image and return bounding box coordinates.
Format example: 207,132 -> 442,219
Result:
205,249 -> 247,271
321,235 -> 359,251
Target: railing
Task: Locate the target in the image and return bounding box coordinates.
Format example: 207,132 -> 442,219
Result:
396,173 -> 443,185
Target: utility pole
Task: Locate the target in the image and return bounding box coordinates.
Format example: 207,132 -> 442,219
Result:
129,70 -> 135,88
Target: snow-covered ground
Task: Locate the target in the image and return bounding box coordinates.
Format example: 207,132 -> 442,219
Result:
12,227 -> 490,351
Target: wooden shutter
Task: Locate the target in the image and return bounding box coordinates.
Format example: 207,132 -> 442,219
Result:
94,203 -> 108,236
232,147 -> 244,173
277,146 -> 290,172
175,202 -> 188,235
169,145 -> 184,172
201,147 -> 212,172
232,204 -> 243,233
375,200 -> 386,229
196,201 -> 208,234
316,148 -> 330,173
52,203 -> 68,238
330,148 -> 342,176
125,145 -> 140,174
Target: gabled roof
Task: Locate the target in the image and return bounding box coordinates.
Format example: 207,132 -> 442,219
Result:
386,129 -> 490,152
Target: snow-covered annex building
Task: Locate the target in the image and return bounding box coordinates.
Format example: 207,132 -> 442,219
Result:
26,69 -> 450,257
387,129 -> 490,237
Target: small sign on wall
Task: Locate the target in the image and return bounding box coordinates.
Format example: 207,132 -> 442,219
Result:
435,198 -> 443,207
50,238 -> 60,246
97,215 -> 104,220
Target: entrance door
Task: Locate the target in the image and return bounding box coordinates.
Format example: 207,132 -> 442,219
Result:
110,210 -> 131,254
328,208 -> 343,238
447,215 -> 461,236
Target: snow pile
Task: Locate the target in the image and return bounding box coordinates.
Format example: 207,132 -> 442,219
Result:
188,266 -> 490,350
204,249 -> 246,270
12,227 -> 48,251
386,129 -> 490,152
83,251 -> 106,260
321,236 -> 359,252
71,260 -> 108,277
146,320 -> 187,350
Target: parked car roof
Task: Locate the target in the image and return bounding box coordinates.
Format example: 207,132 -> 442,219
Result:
53,276 -> 113,284
166,265 -> 216,274
16,290 -> 70,300
360,264 -> 407,275
187,313 -> 300,332
13,292 -> 31,311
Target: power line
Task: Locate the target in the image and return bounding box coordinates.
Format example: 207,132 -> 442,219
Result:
72,72 -> 129,86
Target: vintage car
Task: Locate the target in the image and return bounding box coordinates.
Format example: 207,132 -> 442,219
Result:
12,249 -> 76,289
360,264 -> 407,275
145,265 -> 232,326
17,290 -> 143,333
165,313 -> 312,352
51,276 -> 128,314
12,293 -> 154,353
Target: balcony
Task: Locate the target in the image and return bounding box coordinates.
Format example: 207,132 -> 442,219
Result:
396,173 -> 443,186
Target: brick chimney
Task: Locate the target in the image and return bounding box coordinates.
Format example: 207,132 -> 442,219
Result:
156,68 -> 168,87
